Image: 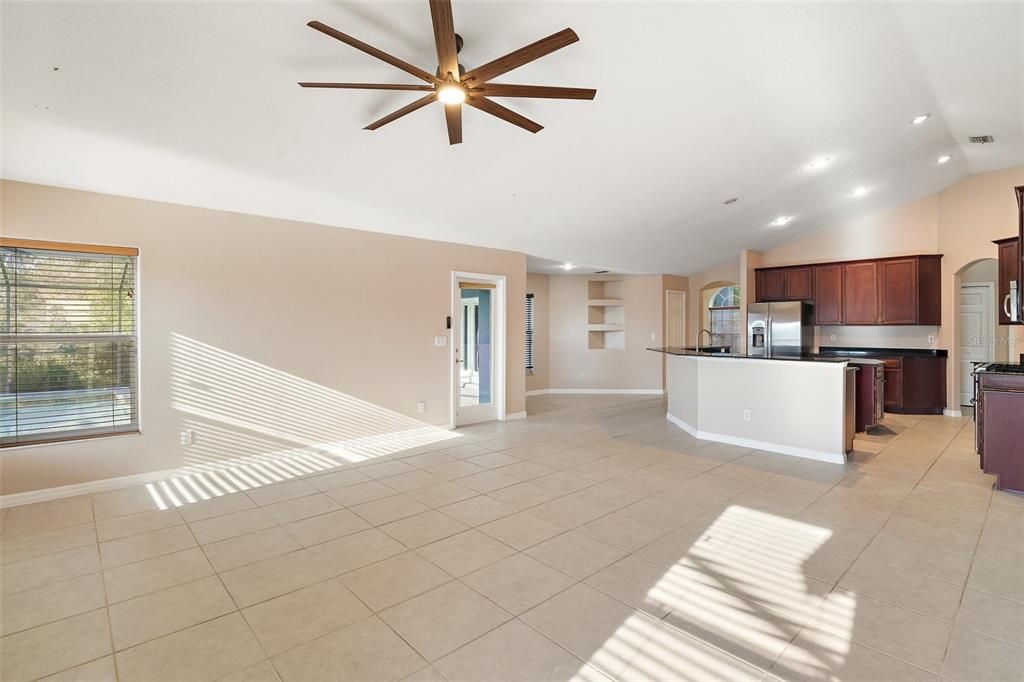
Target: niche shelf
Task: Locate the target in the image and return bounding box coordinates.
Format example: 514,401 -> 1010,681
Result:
587,279 -> 625,349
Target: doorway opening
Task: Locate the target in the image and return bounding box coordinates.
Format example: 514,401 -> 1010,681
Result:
451,272 -> 506,427
957,258 -> 999,407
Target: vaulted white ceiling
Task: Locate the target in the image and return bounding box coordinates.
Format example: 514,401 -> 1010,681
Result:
2,1 -> 1021,274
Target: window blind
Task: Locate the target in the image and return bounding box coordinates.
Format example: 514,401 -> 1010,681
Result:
525,293 -> 535,374
1,241 -> 139,447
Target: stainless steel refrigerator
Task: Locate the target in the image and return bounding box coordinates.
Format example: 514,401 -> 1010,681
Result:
747,301 -> 814,357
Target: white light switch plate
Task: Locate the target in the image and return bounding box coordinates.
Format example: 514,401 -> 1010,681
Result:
434,336 -> 447,347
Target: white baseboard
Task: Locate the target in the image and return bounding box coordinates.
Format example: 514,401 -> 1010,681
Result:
529,388 -> 665,396
943,409 -> 964,417
503,411 -> 528,421
665,413 -> 846,464
0,467 -> 181,509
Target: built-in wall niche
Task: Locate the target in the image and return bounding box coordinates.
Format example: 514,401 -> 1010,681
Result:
587,279 -> 625,349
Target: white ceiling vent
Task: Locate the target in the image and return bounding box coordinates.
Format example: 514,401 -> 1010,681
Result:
968,135 -> 995,144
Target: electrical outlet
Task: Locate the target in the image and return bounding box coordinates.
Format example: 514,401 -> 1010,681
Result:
417,401 -> 425,414
928,335 -> 935,343
579,372 -> 585,379
180,429 -> 195,446
650,332 -> 656,341
743,410 -> 751,422
829,334 -> 837,342
434,336 -> 447,347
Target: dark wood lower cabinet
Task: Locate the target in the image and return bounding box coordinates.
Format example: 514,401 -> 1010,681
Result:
883,365 -> 902,411
820,348 -> 946,415
881,357 -> 946,414
976,371 -> 1024,492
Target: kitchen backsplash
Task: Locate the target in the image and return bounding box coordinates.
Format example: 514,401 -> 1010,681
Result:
815,325 -> 940,350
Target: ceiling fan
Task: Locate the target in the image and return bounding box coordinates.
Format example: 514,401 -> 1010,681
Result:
299,0 -> 596,145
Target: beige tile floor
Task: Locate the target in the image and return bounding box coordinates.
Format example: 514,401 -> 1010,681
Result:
1,395 -> 1022,682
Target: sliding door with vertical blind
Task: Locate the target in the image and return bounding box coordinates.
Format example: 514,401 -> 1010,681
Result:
1,239 -> 139,447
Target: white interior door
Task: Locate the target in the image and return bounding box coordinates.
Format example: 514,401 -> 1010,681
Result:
959,284 -> 994,405
665,290 -> 686,347
452,275 -> 504,426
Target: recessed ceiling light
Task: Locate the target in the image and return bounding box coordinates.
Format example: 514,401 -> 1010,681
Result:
770,216 -> 793,227
805,157 -> 834,171
561,262 -> 574,271
911,113 -> 931,125
937,154 -> 952,164
852,186 -> 869,198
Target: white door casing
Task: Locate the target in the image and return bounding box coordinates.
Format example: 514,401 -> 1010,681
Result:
451,272 -> 506,427
665,290 -> 686,347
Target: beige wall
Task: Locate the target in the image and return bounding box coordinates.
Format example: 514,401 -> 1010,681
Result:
1,180 -> 526,495
759,195 -> 940,267
937,167 -> 1024,406
525,273 -> 549,393
547,274 -> 666,391
754,166 -> 1024,412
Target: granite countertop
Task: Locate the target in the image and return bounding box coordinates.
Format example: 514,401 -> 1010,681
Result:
647,347 -> 850,363
817,346 -> 949,359
975,363 -> 1024,376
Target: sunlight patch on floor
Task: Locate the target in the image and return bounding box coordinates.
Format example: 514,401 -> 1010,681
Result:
577,504 -> 857,679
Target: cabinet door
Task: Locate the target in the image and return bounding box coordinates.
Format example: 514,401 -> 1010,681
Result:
883,367 -> 902,410
757,270 -> 786,302
785,267 -> 813,301
996,239 -> 1019,325
1017,186 -> 1023,325
843,261 -> 879,324
879,258 -> 919,324
813,265 -> 843,324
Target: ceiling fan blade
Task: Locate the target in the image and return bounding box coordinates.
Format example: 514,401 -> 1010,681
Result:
476,84 -> 596,100
307,21 -> 437,84
429,0 -> 460,81
462,28 -> 578,84
298,82 -> 435,91
444,103 -> 463,145
466,96 -> 543,134
364,93 -> 437,131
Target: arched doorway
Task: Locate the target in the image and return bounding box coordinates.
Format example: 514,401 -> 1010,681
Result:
954,258 -> 1007,409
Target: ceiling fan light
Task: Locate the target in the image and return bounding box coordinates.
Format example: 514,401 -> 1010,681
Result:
438,84 -> 466,105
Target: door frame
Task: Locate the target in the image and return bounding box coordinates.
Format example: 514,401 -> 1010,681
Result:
664,290 -> 687,347
958,281 -> 996,405
450,271 -> 506,429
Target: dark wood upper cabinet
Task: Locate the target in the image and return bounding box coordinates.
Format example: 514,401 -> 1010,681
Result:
1016,184 -> 1023,323
879,258 -> 918,324
756,254 -> 941,325
995,237 -> 1020,325
843,261 -> 879,324
813,264 -> 843,325
756,269 -> 786,302
785,267 -> 813,301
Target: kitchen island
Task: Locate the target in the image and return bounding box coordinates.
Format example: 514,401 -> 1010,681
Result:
650,348 -> 855,463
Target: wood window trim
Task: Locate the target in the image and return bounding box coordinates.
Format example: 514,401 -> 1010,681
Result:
1,237 -> 139,257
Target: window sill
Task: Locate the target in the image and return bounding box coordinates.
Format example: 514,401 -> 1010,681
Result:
1,430 -> 142,452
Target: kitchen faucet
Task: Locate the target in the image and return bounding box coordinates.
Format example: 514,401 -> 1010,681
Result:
696,328 -> 713,351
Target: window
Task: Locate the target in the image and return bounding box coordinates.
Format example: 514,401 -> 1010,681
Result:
525,293 -> 534,375
1,239 -> 139,447
708,285 -> 740,350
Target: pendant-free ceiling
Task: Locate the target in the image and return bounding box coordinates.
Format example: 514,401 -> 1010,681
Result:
299,0 -> 597,145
